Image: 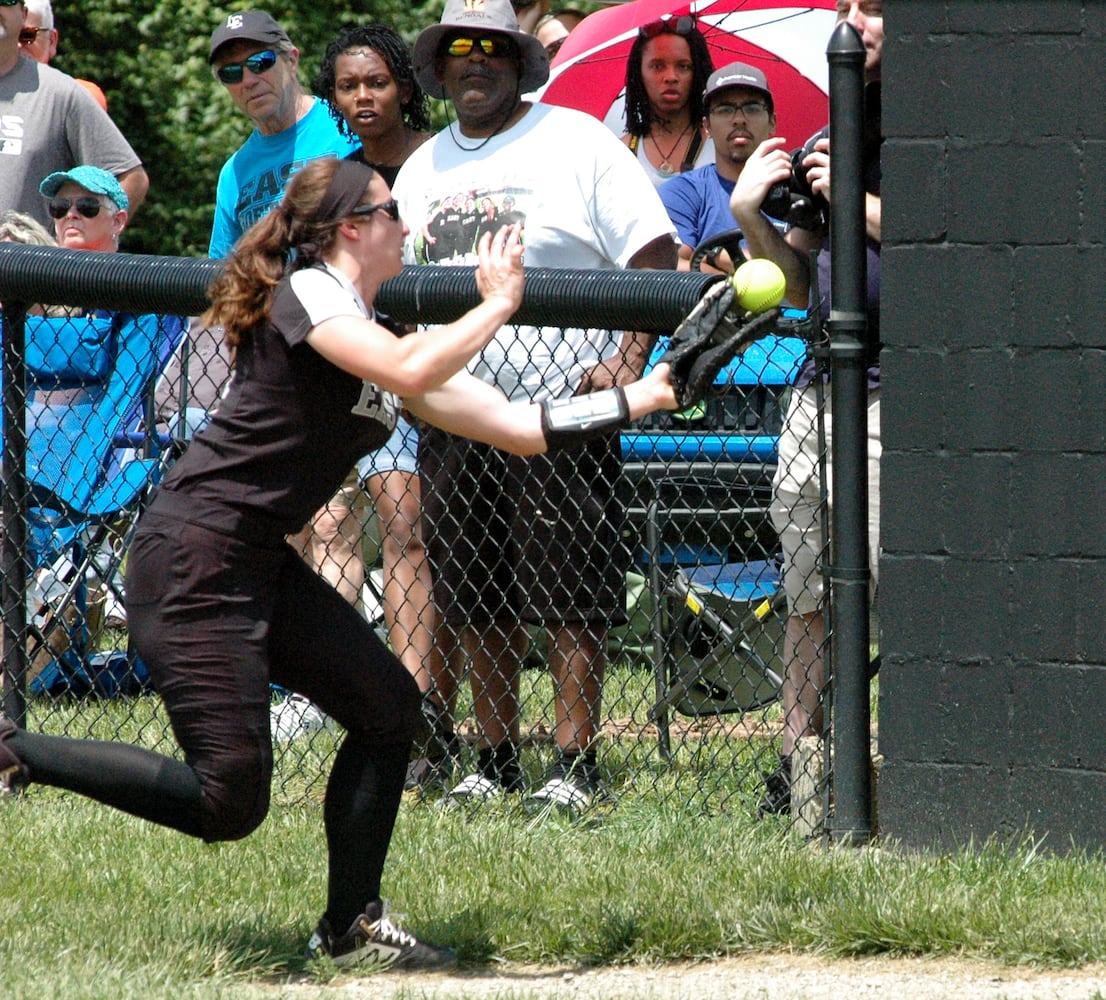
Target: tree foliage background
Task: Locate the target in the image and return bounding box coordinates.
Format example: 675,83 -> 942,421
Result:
50,0 -> 445,257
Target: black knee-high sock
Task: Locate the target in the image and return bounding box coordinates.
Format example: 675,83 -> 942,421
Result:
10,728 -> 206,838
323,732 -> 409,931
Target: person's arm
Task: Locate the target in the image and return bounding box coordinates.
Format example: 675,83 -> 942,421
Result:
579,233 -> 678,392
306,227 -> 525,395
406,363 -> 677,456
730,137 -> 811,308
513,0 -> 552,34
805,139 -> 880,242
865,191 -> 881,244
117,166 -> 149,220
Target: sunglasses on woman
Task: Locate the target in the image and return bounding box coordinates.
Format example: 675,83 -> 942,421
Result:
48,197 -> 107,220
444,35 -> 516,59
349,200 -> 401,222
215,49 -> 279,85
638,15 -> 697,39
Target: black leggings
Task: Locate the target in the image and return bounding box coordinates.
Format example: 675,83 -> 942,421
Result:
13,507 -> 420,928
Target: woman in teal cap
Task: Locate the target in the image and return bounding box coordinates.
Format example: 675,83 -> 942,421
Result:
40,164 -> 129,253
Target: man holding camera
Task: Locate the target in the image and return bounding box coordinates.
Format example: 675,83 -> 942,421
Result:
660,61 -> 788,271
730,0 -> 883,817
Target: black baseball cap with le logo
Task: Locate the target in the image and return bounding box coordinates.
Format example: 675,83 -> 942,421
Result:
209,10 -> 292,62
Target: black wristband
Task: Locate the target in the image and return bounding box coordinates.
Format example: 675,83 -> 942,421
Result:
540,387 -> 631,451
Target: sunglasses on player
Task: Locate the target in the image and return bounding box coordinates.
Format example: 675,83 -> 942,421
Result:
638,15 -> 697,39
349,199 -> 401,222
48,196 -> 108,220
214,49 -> 279,85
443,35 -> 516,59
0,0 -> 26,7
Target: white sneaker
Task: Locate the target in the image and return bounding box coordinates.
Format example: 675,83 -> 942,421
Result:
270,694 -> 336,743
438,772 -> 503,809
526,775 -> 596,815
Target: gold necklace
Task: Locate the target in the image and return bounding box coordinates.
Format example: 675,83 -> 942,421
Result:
649,125 -> 692,176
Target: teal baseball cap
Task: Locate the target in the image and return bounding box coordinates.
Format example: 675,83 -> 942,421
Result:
39,165 -> 130,212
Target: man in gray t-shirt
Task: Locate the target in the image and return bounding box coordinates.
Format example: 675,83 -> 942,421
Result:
0,0 -> 147,230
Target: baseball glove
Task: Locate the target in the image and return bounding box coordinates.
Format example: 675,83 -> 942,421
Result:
658,280 -> 781,410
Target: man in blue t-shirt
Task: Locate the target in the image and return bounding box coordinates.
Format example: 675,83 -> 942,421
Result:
201,13 -> 365,703
659,62 -> 784,270
207,10 -> 359,258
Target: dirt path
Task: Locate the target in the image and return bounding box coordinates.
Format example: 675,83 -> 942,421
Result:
278,954 -> 1106,999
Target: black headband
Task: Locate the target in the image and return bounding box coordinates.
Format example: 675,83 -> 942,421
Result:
315,160 -> 375,223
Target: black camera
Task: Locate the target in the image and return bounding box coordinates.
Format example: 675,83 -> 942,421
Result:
761,126 -> 829,231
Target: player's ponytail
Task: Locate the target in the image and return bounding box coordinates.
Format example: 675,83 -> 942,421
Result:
203,159 -> 375,351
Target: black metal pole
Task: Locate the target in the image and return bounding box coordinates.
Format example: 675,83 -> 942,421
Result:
2,302 -> 30,726
826,21 -> 872,843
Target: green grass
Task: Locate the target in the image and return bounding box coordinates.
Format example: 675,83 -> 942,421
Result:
4,785 -> 1106,999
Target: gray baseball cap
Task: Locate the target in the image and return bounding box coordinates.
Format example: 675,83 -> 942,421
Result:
703,62 -> 773,105
209,10 -> 291,62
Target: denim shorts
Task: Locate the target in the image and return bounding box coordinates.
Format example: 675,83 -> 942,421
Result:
356,415 -> 417,482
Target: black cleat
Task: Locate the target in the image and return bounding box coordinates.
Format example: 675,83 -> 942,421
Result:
306,899 -> 457,971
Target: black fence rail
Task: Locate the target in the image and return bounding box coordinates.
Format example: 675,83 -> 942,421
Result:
1,244 -> 839,832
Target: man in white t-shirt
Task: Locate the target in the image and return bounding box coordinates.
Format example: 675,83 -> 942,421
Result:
395,0 -> 675,814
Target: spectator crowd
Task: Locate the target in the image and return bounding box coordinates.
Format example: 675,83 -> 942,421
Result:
1,0 -> 882,848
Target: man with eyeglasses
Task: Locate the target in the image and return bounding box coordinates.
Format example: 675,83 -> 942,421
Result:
18,0 -> 107,111
0,0 -> 147,231
396,0 -> 675,815
732,0 -> 884,819
659,62 -> 785,272
207,10 -> 358,259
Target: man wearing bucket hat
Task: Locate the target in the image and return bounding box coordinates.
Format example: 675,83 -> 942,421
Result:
660,61 -> 791,272
395,0 -> 676,815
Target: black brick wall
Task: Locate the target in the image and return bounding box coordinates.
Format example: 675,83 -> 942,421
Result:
879,1 -> 1106,850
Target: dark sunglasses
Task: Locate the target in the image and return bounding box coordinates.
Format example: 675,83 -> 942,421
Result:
0,0 -> 24,7
639,15 -> 697,39
48,196 -> 106,220
215,49 -> 279,85
349,199 -> 401,222
444,35 -> 515,58
18,27 -> 50,44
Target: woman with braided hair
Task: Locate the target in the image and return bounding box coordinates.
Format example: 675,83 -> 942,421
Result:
0,157 -> 677,969
620,15 -> 715,189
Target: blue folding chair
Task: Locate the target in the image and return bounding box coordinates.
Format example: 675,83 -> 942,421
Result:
620,311 -> 809,755
15,310 -> 187,696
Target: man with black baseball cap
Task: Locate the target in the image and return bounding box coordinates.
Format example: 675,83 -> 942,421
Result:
207,9 -> 358,258
660,60 -> 787,271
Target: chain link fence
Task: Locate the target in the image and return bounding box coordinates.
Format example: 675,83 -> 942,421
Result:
2,248 -> 842,833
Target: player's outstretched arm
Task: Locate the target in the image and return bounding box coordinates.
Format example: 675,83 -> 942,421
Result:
307,226 -> 524,395
406,365 -> 678,457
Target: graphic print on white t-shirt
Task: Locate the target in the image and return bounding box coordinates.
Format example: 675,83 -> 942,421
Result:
417,187 -> 529,265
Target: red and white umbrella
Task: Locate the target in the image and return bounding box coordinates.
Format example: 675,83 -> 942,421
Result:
537,0 -> 838,149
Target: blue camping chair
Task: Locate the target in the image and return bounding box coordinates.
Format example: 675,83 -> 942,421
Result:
13,310 -> 187,696
620,305 -> 811,756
